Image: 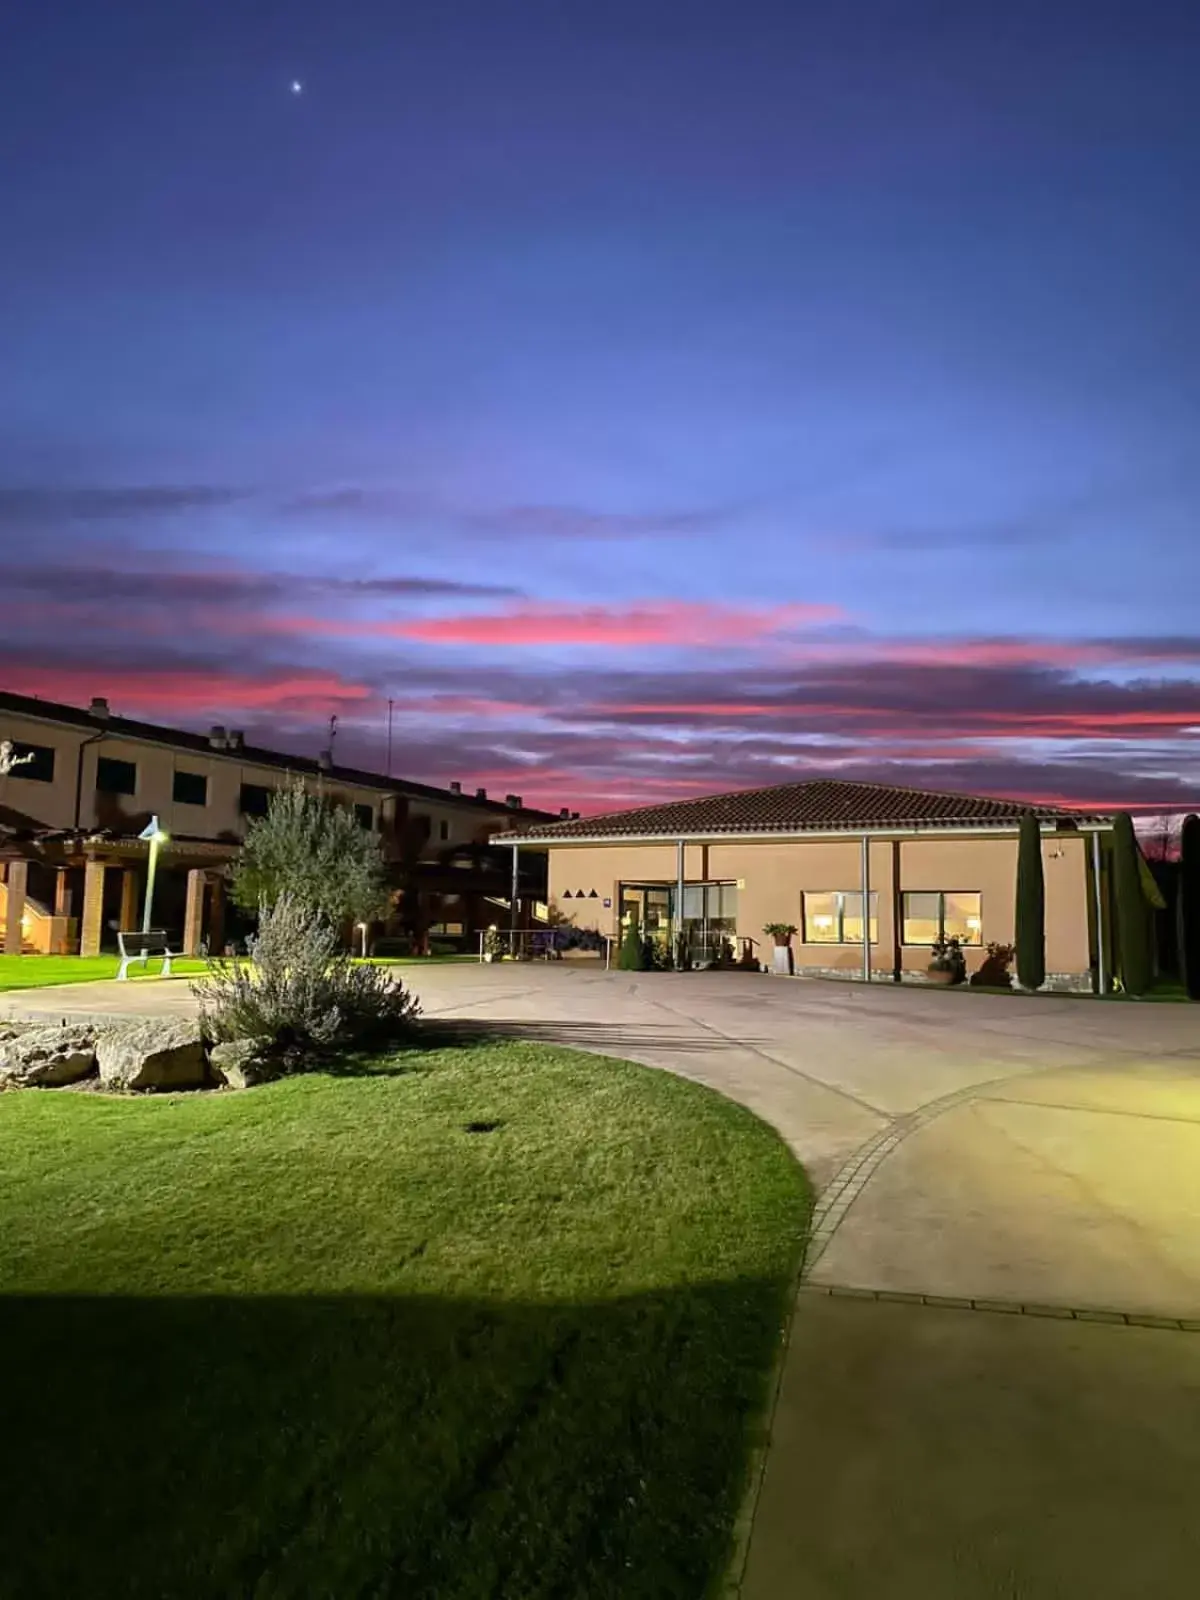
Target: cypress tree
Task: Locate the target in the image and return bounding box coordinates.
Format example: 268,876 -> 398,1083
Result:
1178,813 -> 1200,1001
1015,810 -> 1046,991
1112,813 -> 1152,997
617,904 -> 645,971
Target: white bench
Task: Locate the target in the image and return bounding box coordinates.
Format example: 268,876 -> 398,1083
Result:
116,929 -> 179,981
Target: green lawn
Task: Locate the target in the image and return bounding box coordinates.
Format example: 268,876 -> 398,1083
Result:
0,1042 -> 809,1599
0,952 -> 477,990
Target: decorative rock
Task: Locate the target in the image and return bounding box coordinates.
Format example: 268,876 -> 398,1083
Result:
0,1025 -> 97,1087
96,1018 -> 208,1092
208,1038 -> 274,1090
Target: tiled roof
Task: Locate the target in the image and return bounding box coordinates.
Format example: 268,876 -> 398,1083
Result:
0,689 -> 557,820
493,777 -> 1110,842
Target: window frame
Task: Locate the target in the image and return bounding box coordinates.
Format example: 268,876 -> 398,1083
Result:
172,768 -> 209,807
900,890 -> 983,947
238,782 -> 273,818
801,890 -> 880,945
6,740 -> 56,783
95,755 -> 137,797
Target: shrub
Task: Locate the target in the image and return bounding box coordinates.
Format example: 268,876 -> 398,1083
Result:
194,896 -> 420,1070
970,941 -> 1015,988
763,923 -> 797,941
232,779 -> 389,927
1178,814 -> 1200,1001
1015,811 -> 1046,991
617,906 -> 645,971
1112,813 -> 1152,997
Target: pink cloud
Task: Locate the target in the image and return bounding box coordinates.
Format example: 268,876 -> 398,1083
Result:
379,600 -> 842,648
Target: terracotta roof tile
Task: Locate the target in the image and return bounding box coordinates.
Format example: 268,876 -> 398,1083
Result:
494,777 -> 1109,842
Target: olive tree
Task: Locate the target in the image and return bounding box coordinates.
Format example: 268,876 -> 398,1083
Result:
232,779 -> 389,927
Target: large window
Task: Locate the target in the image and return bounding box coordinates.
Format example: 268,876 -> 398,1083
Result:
802,891 -> 879,943
239,782 -> 272,817
902,891 -> 982,946
173,769 -> 209,807
96,756 -> 136,796
354,803 -> 374,830
5,740 -> 55,783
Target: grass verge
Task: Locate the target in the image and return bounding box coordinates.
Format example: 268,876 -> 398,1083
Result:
0,1041 -> 809,1599
0,952 -> 476,991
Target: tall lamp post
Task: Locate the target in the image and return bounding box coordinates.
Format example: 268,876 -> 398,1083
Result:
138,815 -> 168,935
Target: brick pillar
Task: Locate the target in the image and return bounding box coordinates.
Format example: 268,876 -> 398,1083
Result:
207,876 -> 226,955
80,860 -> 107,957
4,860 -> 28,955
183,869 -> 206,956
119,868 -> 139,933
54,868 -> 72,917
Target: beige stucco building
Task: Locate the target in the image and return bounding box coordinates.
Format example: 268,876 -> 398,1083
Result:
0,690 -> 562,957
495,778 -> 1116,990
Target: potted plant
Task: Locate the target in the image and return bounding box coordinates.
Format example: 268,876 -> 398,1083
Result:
764,922 -> 797,976
969,941 -> 1014,989
483,925 -> 503,963
927,935 -> 967,986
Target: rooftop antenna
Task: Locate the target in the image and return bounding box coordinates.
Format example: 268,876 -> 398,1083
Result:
386,699 -> 393,777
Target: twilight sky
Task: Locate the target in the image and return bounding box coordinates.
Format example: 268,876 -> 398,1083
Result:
2,0 -> 1199,814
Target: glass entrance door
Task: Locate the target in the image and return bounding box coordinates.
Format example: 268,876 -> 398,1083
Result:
618,881 -> 738,966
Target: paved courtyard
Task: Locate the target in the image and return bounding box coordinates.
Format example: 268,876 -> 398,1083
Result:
7,961 -> 1200,1595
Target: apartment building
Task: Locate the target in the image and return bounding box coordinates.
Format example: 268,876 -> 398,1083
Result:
0,690 -> 562,956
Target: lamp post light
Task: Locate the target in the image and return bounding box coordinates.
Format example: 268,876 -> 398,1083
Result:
138,815 -> 168,935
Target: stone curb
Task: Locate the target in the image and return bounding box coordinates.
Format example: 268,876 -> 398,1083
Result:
800,1283 -> 1200,1332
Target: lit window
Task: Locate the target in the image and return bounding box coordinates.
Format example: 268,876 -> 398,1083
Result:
802,891 -> 878,943
902,891 -> 982,946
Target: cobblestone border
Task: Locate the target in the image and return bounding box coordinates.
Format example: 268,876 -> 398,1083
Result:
801,1282 -> 1200,1331
802,1054 -> 1113,1274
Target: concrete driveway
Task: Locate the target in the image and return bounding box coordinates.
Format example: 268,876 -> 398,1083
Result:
9,961 -> 1200,1595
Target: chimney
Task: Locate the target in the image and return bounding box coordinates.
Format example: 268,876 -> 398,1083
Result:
88,696 -> 110,721
227,729 -> 245,750
572,811 -> 580,820
317,750 -> 333,771
505,794 -> 522,809
475,786 -> 487,800
208,724 -> 227,749
559,807 -> 572,820
449,780 -> 462,796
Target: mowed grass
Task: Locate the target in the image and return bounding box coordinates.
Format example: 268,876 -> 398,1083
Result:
0,1041 -> 809,1600
0,952 -> 477,990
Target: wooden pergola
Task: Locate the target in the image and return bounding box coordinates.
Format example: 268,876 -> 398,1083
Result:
1,810 -> 235,958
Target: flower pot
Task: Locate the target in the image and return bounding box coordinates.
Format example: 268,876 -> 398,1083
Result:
925,966 -> 956,985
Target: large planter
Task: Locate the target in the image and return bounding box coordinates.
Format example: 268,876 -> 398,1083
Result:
925,966 -> 957,986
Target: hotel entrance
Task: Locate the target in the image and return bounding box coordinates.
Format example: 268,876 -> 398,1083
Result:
617,881 -> 738,967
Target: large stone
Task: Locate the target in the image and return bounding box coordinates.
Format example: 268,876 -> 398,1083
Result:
208,1038 -> 274,1090
96,1018 -> 208,1092
0,1025 -> 97,1087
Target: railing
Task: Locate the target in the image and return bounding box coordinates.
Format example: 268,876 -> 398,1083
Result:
477,928 -> 616,969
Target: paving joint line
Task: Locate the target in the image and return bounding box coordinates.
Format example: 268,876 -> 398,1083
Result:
799,1283 -> 1200,1331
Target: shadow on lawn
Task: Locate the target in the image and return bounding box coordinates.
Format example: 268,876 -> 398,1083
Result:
0,1281 -> 784,1600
